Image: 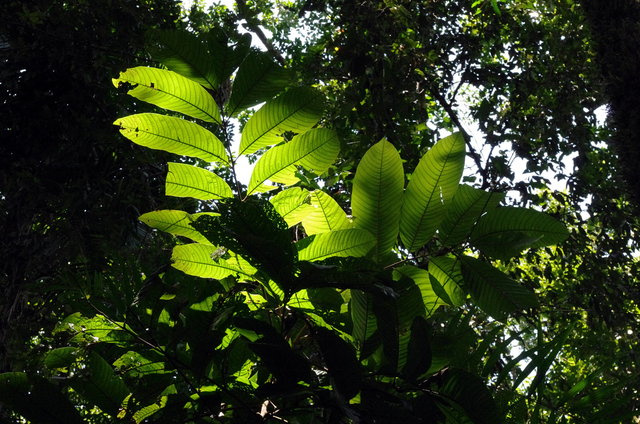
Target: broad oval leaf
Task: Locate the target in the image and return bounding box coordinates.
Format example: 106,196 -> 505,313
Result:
139,210 -> 216,245
470,207 -> 570,260
238,87 -> 325,156
301,190 -> 351,235
114,113 -> 228,163
351,139 -> 404,259
247,128 -> 340,195
297,228 -> 375,261
460,255 -> 538,321
147,29 -> 218,89
438,184 -> 504,246
269,187 -> 314,227
226,50 -> 292,116
112,66 -> 220,123
400,132 -> 465,251
172,243 -> 257,279
165,162 -> 233,200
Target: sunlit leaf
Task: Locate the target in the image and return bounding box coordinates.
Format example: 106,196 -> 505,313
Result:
114,113 -> 228,163
238,87 -> 324,156
351,139 -> 404,259
247,128 -> 340,195
139,209 -> 216,245
300,190 -> 351,235
171,243 -> 256,279
400,132 -> 465,251
297,228 -> 375,261
165,162 -> 233,200
113,66 -> 220,123
269,187 -> 314,227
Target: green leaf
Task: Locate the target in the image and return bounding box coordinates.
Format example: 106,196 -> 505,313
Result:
438,184 -> 504,246
315,326 -> 362,400
171,243 -> 257,279
238,87 -> 325,156
374,277 -> 426,373
147,29 -> 219,89
351,139 -> 404,259
247,128 -> 340,194
300,190 -> 351,235
70,351 -> 130,416
470,207 -> 570,260
44,347 -> 80,370
297,228 -> 376,261
269,187 -> 314,227
0,372 -> 85,424
400,132 -> 465,251
350,290 -> 379,357
428,256 -> 465,307
165,162 -> 233,200
459,255 -> 538,321
393,265 -> 444,317
191,199 -> 297,288
133,396 -> 167,424
205,30 -> 251,85
139,210 -> 215,244
439,368 -> 502,424
114,113 -> 228,163
112,66 -> 220,123
226,50 -> 292,116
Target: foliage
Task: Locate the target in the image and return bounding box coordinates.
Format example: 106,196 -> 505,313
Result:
0,29 -> 570,423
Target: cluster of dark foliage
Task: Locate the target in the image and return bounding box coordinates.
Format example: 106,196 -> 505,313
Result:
0,0 -> 181,375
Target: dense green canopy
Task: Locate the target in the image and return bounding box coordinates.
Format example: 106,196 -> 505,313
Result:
1,0 -> 639,423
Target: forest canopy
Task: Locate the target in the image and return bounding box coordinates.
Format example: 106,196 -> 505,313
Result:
1,0 -> 639,423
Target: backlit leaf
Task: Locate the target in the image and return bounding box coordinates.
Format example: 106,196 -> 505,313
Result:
238,87 -> 324,156
351,139 -> 404,259
112,66 -> 220,123
165,162 -> 233,200
297,228 -> 375,261
470,207 -> 570,260
400,132 -> 465,251
114,113 -> 228,163
247,128 -> 340,195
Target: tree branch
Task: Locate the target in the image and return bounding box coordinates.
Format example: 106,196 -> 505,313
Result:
235,0 -> 286,66
428,88 -> 491,189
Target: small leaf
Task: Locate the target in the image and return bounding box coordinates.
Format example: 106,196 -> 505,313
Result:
114,113 -> 228,163
112,66 -> 220,123
165,162 -> 233,200
351,139 -> 404,259
460,255 -> 538,321
297,228 -> 376,261
400,132 -> 465,251
470,206 -> 569,260
238,87 -> 325,156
